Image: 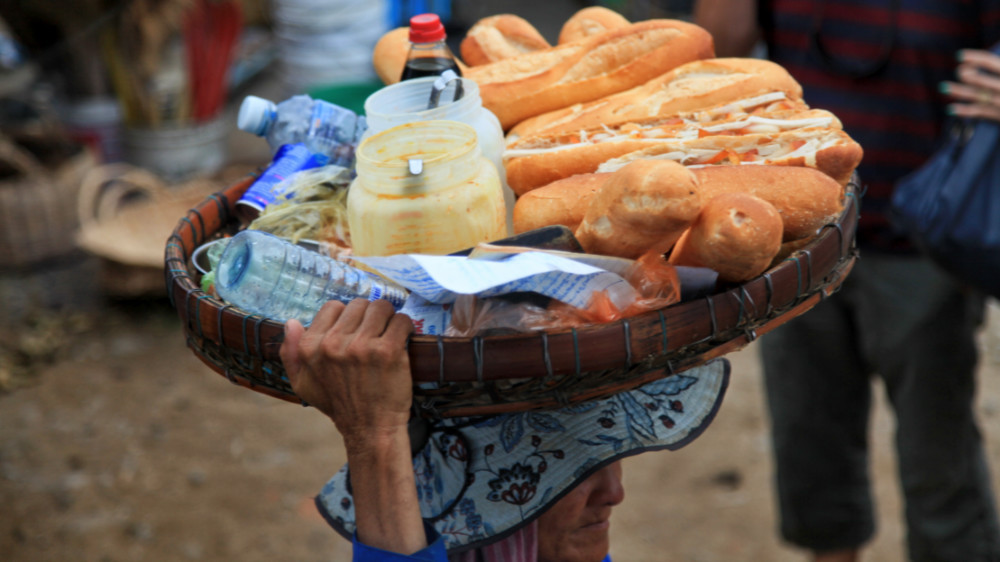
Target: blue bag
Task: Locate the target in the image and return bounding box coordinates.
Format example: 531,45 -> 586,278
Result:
891,114 -> 1000,298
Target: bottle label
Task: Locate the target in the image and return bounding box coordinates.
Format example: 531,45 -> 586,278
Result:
238,143 -> 330,212
309,101 -> 366,168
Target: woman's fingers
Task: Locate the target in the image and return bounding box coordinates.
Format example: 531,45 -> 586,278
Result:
943,80 -> 995,104
383,311 -> 415,345
942,50 -> 1000,121
960,49 -> 1000,75
957,63 -> 1000,95
328,298 -> 370,338
310,300 -> 347,334
947,101 -> 1000,121
280,319 -> 305,381
357,299 -> 401,338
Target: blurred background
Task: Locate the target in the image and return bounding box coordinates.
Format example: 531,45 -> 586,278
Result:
0,0 -> 697,319
2,2 -> 999,561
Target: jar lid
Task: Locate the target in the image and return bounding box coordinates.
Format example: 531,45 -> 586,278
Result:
409,13 -> 446,43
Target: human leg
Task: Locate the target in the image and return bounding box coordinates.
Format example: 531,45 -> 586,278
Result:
865,256 -> 999,562
761,275 -> 876,552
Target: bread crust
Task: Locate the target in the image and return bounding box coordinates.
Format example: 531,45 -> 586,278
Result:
465,19 -> 715,130
460,14 -> 551,66
558,6 -> 631,44
575,160 -> 701,259
668,192 -> 783,283
512,172 -> 611,233
507,58 -> 803,140
692,165 -> 844,242
504,101 -> 830,195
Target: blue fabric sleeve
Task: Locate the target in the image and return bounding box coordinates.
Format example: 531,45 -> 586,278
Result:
351,524 -> 448,562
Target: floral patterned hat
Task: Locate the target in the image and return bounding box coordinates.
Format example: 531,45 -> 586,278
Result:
315,358 -> 730,554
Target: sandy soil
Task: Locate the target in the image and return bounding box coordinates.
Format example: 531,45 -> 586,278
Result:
2,297 -> 999,562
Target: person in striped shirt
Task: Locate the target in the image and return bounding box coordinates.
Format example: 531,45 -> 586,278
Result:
695,1 -> 1000,561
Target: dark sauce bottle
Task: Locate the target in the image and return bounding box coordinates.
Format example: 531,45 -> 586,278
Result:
400,13 -> 462,82
401,56 -> 461,80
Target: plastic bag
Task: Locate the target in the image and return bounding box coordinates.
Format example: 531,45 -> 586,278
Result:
890,42 -> 1000,298
445,251 -> 682,336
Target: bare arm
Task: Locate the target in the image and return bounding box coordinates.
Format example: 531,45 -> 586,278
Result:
280,299 -> 425,555
693,0 -> 761,58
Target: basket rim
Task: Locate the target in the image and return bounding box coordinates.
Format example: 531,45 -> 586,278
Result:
165,173 -> 859,415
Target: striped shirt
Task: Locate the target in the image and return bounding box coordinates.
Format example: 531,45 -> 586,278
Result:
760,0 -> 1000,251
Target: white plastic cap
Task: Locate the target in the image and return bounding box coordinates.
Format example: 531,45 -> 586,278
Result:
237,95 -> 277,136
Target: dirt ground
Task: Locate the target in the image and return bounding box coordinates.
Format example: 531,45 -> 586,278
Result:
2,295 -> 1000,562
4,4 -> 1000,558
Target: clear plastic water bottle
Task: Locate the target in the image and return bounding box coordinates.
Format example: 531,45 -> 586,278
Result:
214,230 -> 408,325
237,94 -> 368,168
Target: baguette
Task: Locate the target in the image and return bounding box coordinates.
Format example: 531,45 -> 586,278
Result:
460,14 -> 551,66
504,92 -> 828,195
595,126 -> 864,187
465,19 -> 715,131
558,6 -> 630,44
507,58 -> 803,141
512,172 -> 611,234
693,165 -> 844,242
575,160 -> 701,259
668,192 -> 783,283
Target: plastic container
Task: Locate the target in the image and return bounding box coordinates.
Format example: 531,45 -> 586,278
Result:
214,229 -> 408,325
236,143 -> 330,220
363,76 -> 514,233
237,94 -> 367,168
401,13 -> 461,81
347,120 -> 507,257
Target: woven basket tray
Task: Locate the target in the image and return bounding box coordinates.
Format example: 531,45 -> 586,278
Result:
166,174 -> 858,418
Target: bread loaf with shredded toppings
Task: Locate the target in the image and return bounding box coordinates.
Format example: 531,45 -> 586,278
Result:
507,58 -> 803,140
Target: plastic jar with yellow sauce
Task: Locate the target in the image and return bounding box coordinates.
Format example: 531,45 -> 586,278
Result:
347,120 -> 507,257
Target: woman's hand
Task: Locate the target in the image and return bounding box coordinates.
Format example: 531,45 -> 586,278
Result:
280,298 -> 414,451
941,48 -> 1000,122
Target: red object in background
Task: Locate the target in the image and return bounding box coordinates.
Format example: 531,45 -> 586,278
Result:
184,0 -> 243,122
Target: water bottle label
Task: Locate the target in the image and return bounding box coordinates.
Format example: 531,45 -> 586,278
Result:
238,143 -> 330,211
400,296 -> 451,335
309,101 -> 364,168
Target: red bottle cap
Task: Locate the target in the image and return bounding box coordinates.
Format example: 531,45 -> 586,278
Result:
409,13 -> 446,43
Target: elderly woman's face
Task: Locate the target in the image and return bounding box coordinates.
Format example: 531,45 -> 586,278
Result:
536,461 -> 625,562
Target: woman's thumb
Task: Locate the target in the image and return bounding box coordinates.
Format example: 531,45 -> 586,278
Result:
280,319 -> 305,384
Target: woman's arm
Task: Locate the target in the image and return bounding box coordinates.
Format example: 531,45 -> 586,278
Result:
280,299 -> 427,556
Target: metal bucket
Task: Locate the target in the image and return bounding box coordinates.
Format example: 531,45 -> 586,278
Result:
121,118 -> 228,182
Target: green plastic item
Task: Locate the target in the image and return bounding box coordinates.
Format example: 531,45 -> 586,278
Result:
308,80 -> 384,116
